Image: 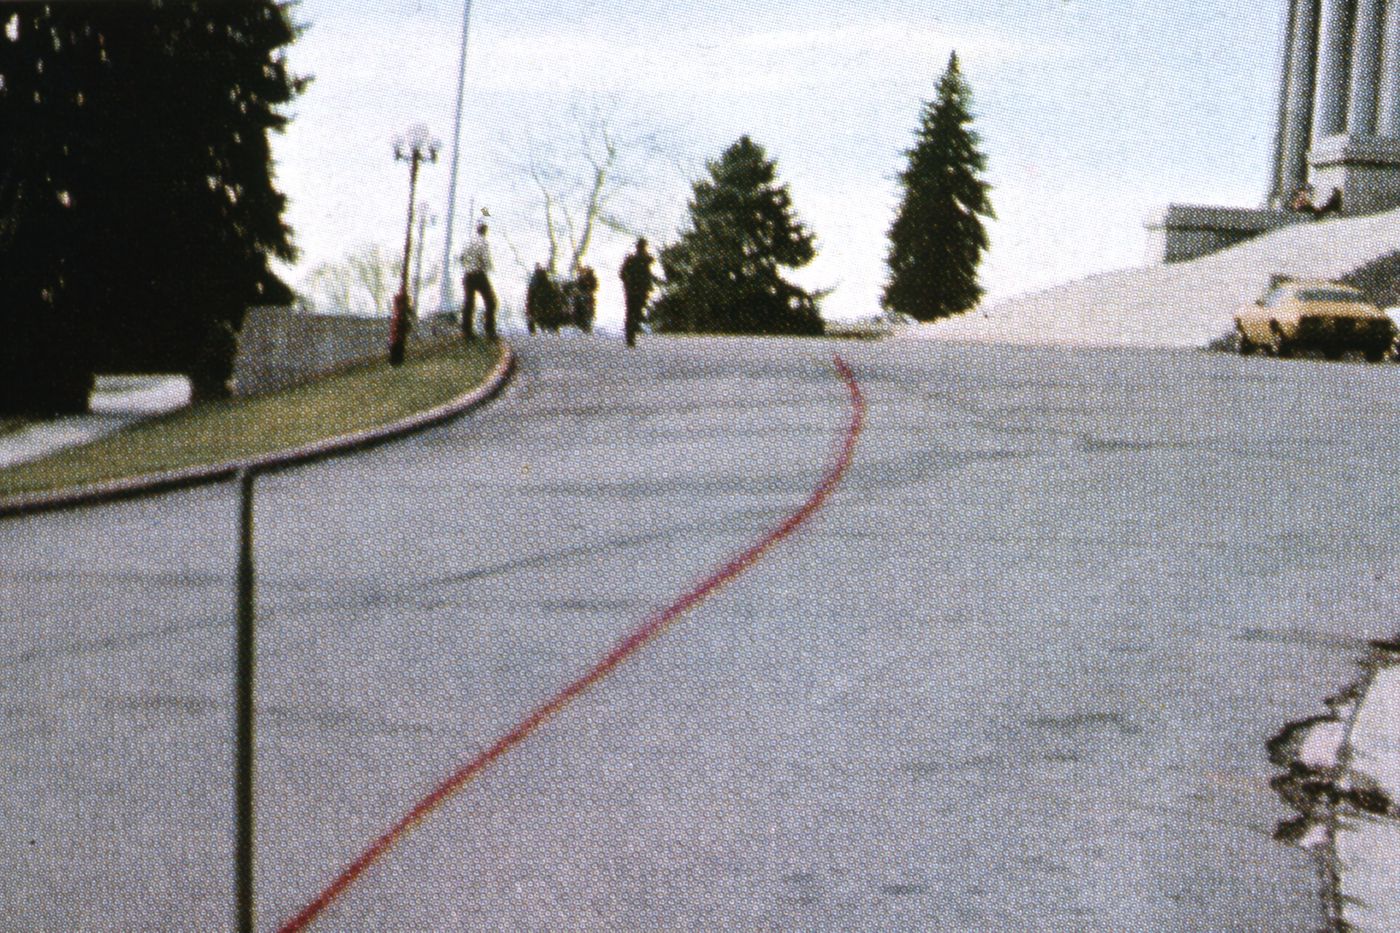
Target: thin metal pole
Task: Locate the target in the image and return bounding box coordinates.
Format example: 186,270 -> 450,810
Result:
235,468 -> 257,933
413,205 -> 431,313
439,0 -> 475,314
400,153 -> 421,301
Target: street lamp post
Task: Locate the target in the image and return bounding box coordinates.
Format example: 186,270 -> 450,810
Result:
412,203 -> 436,315
391,125 -> 440,366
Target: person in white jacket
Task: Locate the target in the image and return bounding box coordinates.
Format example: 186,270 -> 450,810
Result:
460,223 -> 497,340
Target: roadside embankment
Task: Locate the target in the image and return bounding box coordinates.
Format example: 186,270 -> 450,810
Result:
910,205 -> 1400,348
0,338 -> 512,517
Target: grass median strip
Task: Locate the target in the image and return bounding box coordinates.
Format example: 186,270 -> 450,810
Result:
0,340 -> 503,498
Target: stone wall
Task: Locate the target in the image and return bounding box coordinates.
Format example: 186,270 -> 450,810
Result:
230,306 -> 459,396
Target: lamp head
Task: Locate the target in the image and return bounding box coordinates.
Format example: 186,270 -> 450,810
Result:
394,123 -> 442,162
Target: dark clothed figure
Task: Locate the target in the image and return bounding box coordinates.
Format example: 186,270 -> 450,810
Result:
462,272 -> 497,339
1289,185 -> 1317,215
572,266 -> 599,332
525,264 -> 562,333
620,238 -> 655,347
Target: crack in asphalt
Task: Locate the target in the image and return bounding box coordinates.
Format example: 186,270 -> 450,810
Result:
0,567 -> 229,587
1,690 -> 488,743
1234,627 -> 1366,653
0,509 -> 795,671
0,615 -> 229,673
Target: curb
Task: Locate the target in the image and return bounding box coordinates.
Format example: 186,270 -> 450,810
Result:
0,342 -> 516,520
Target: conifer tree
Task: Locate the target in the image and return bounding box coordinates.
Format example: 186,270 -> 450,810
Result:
882,53 -> 993,322
0,2 -> 303,411
651,136 -> 823,335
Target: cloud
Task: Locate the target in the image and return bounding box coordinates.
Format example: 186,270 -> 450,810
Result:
731,22 -> 1036,67
470,17 -> 1051,100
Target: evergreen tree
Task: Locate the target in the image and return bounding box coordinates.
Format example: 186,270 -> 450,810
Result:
651,136 -> 823,336
0,2 -> 303,411
882,53 -> 993,322
0,5 -> 100,411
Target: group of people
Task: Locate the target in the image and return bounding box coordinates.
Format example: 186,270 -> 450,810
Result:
524,263 -> 597,334
456,222 -> 655,346
1289,183 -> 1344,219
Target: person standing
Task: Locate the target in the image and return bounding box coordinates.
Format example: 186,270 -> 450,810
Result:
460,222 -> 497,340
524,263 -> 549,334
619,237 -> 655,347
572,265 -> 598,332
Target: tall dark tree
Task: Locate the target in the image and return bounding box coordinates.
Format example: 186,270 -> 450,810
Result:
0,2 -> 304,412
882,52 -> 993,322
0,5 -> 98,411
650,135 -> 823,336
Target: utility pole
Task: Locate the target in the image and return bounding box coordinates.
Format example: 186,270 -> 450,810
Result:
439,0 -> 475,314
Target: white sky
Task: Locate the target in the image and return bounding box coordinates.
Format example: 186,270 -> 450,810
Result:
271,0 -> 1285,329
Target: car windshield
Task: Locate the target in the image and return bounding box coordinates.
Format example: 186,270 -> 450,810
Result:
1296,288 -> 1361,303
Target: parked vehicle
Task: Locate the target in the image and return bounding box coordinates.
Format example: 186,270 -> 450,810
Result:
1236,278 -> 1397,361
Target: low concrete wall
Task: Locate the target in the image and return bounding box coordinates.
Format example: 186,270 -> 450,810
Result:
1145,204 -> 1305,264
231,307 -> 459,396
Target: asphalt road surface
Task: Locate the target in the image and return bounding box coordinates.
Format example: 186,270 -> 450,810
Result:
6,336 -> 1400,930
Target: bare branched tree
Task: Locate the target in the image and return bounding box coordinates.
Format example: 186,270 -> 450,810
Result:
345,244 -> 396,316
303,260 -> 356,314
302,243 -> 439,316
515,107 -> 660,278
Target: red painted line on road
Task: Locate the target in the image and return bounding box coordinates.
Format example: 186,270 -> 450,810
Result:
278,354 -> 866,932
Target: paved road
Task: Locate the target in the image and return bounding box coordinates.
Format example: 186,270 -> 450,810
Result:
5,337 -> 1400,930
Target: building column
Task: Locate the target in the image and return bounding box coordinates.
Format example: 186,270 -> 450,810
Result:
1348,0 -> 1384,134
1271,0 -> 1299,201
1271,0 -> 1303,200
1313,0 -> 1355,139
1279,0 -> 1322,198
1377,0 -> 1400,135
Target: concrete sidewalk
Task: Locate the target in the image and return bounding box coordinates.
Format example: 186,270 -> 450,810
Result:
0,376 -> 189,469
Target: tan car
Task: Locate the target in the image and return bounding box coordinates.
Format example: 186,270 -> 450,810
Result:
1236,278 -> 1396,361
